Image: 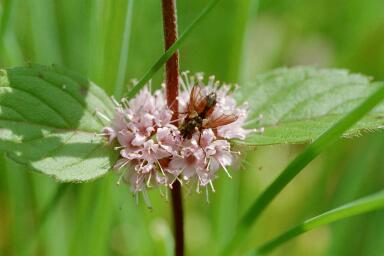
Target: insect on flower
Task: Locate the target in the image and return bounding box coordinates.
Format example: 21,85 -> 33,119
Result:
179,85 -> 238,139
99,72 -> 264,201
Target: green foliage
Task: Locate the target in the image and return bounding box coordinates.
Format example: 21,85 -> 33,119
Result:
126,0 -> 223,98
114,0 -> 135,97
0,64 -> 117,182
253,189 -> 384,255
237,67 -> 384,145
2,64 -> 384,186
224,81 -> 384,255
1,0 -> 384,255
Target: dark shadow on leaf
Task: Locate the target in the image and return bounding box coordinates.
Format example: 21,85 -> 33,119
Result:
0,64 -> 117,182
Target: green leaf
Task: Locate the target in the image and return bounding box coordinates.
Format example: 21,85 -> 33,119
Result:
0,64 -> 117,182
236,67 -> 384,145
252,189 -> 384,255
222,80 -> 384,255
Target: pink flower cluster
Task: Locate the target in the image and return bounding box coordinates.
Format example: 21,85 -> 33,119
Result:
100,73 -> 262,196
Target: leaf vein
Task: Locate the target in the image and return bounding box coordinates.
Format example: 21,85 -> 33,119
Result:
0,117 -> 97,134
278,82 -> 365,122
19,73 -> 105,127
3,85 -> 72,127
0,103 -> 29,121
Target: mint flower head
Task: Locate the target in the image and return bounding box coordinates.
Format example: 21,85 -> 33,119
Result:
100,73 -> 263,199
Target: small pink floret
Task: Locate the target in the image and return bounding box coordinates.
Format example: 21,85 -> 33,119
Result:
100,73 -> 262,196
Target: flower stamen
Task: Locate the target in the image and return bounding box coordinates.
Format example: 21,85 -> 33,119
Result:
101,73 -> 258,201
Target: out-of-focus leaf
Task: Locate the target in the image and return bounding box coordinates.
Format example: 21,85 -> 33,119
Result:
236,67 -> 384,145
0,64 -> 117,182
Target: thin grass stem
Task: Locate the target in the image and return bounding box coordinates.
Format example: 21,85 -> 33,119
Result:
114,0 -> 135,98
253,189 -> 384,255
127,0 -> 223,98
222,82 -> 384,255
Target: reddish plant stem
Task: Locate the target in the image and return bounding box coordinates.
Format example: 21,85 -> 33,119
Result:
170,182 -> 183,256
161,1 -> 184,256
162,0 -> 179,119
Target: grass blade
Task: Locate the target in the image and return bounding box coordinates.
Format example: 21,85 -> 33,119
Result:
126,0 -> 223,98
0,0 -> 12,40
114,0 -> 134,97
222,82 -> 384,255
38,184 -> 70,227
21,183 -> 70,255
87,0 -> 104,81
253,189 -> 384,255
326,136 -> 383,255
0,0 -> 23,66
213,0 -> 259,251
4,160 -> 31,255
28,0 -> 62,63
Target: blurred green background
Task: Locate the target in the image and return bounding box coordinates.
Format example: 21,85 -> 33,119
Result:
1,0 -> 384,255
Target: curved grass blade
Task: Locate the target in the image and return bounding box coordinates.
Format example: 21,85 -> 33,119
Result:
222,82 -> 384,255
252,189 -> 384,255
126,0 -> 223,98
236,68 -> 384,146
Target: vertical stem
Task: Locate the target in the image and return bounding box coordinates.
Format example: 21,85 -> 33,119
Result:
170,182 -> 184,256
162,0 -> 179,116
161,1 -> 183,256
